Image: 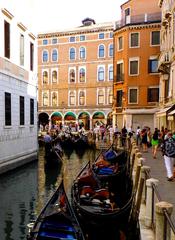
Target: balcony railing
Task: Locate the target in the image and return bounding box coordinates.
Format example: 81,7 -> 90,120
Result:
115,12 -> 161,29
116,73 -> 124,83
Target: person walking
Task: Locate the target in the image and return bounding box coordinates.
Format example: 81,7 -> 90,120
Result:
141,128 -> 148,152
136,126 -> 141,146
151,128 -> 159,159
161,132 -> 175,181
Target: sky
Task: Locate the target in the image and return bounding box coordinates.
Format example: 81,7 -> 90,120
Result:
1,0 -> 126,35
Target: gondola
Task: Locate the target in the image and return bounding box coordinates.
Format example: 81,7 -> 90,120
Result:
44,143 -> 63,167
71,159 -> 133,229
27,180 -> 85,240
92,146 -> 129,181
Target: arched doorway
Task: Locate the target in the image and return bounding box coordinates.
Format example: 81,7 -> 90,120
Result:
92,111 -> 105,127
38,112 -> 49,131
107,112 -> 113,126
78,112 -> 90,130
64,112 -> 76,126
51,112 -> 62,126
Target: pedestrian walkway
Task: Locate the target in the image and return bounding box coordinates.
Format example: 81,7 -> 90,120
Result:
140,146 -> 175,223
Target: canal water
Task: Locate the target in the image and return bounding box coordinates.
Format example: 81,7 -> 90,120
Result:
0,146 -> 140,240
0,146 -> 97,240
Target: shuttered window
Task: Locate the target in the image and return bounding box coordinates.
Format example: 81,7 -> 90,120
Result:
4,20 -> 10,59
5,92 -> 11,126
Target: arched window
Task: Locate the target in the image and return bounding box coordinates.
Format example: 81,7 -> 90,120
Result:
109,65 -> 113,80
52,49 -> 58,61
70,69 -> 75,83
69,91 -> 75,105
52,70 -> 57,83
108,89 -> 113,104
79,68 -> 85,82
109,44 -> 113,57
70,48 -> 76,60
98,67 -> 104,81
43,92 -> 48,106
43,71 -> 48,84
43,50 -> 48,62
98,45 -> 105,58
80,47 -> 85,59
98,90 -> 104,105
52,92 -> 57,106
79,91 -> 85,105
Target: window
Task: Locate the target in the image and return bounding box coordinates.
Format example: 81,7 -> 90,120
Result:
69,91 -> 75,105
109,32 -> 113,38
79,68 -> 85,82
129,59 -> 139,75
69,69 -> 75,83
43,39 -> 48,45
43,71 -> 48,84
147,88 -> 159,102
19,96 -> 25,125
151,31 -> 160,45
52,70 -> 57,83
70,36 -> 75,42
52,49 -> 58,62
30,99 -> 34,125
148,59 -> 158,73
43,50 -> 48,62
70,48 -> 76,60
4,20 -> 10,59
5,92 -> 11,126
117,63 -> 124,82
116,90 -> 122,107
79,91 -> 85,105
20,34 -> 24,66
52,92 -> 57,106
98,45 -> 105,58
98,90 -> 104,105
80,35 -> 85,41
98,66 -> 105,81
109,65 -> 113,81
108,89 -> 113,104
125,8 -> 130,24
129,89 -> 137,103
30,42 -> 34,71
130,33 -> 139,47
118,37 -> 123,50
80,47 -> 85,59
109,44 -> 113,57
99,33 -> 104,39
43,92 -> 49,106
52,38 -> 57,44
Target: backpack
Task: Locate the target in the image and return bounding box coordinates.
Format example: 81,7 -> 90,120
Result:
164,138 -> 175,157
153,132 -> 158,140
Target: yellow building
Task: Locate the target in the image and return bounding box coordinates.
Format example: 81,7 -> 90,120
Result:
37,18 -> 114,130
113,0 -> 161,131
157,0 -> 175,131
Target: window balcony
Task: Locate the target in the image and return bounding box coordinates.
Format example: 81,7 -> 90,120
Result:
158,51 -> 170,73
116,74 -> 124,83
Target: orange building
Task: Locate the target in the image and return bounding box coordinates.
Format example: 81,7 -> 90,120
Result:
113,0 -> 161,131
37,18 -> 114,130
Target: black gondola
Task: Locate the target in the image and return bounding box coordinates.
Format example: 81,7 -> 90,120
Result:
27,180 -> 85,240
71,156 -> 133,230
45,143 -> 63,167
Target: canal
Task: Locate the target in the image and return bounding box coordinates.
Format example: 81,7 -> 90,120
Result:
0,146 -> 97,240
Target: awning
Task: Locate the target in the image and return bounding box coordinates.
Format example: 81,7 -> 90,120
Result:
168,109 -> 175,115
156,106 -> 172,117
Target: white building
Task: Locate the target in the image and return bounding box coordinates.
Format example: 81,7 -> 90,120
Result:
157,0 -> 175,130
0,8 -> 38,174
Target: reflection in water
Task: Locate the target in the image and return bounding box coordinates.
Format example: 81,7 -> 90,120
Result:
0,147 -> 97,240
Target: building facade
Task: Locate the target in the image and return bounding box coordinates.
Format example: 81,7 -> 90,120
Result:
37,18 -> 114,130
0,8 -> 38,173
157,0 -> 175,131
113,0 -> 161,132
